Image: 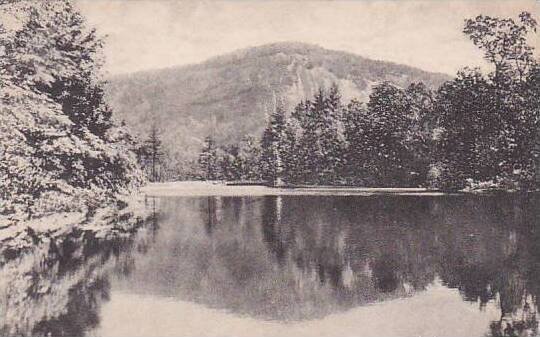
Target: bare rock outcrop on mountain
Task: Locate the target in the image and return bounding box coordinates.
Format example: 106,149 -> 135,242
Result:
106,42 -> 450,160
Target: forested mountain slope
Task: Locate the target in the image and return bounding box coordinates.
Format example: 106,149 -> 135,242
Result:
106,42 -> 451,161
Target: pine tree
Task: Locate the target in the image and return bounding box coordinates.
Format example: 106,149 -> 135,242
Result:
261,106 -> 287,186
218,144 -> 242,181
281,120 -> 300,183
291,99 -> 316,183
319,84 -> 345,183
144,123 -> 165,182
198,136 -> 219,180
303,88 -> 327,183
292,86 -> 344,184
0,81 -> 81,217
237,135 -> 262,180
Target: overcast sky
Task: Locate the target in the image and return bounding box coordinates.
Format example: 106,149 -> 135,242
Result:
77,0 -> 540,76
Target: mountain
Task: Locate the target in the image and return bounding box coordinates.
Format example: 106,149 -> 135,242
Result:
106,42 -> 451,161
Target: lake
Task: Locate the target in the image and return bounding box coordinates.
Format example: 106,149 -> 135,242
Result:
1,193 -> 539,337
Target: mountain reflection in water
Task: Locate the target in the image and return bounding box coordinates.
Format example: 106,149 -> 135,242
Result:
0,194 -> 539,337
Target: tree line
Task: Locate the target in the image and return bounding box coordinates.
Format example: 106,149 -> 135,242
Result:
198,12 -> 539,191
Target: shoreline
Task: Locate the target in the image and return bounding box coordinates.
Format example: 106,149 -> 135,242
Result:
141,181 -> 449,197
142,181 -> 444,197
141,181 -> 538,197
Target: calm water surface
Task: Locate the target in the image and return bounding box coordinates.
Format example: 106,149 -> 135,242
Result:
1,194 -> 539,337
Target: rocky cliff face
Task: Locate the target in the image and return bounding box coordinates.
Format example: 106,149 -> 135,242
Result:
106,42 -> 451,160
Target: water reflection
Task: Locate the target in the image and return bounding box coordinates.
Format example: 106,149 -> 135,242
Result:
1,194 -> 539,336
0,208 -> 159,337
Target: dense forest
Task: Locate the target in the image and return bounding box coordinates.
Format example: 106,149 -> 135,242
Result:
195,12 -> 540,191
0,1 -> 144,221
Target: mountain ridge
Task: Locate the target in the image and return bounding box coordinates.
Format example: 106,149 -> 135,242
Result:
105,41 -> 452,162
108,42 -> 452,80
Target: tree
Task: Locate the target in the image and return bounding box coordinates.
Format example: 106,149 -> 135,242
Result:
432,69 -> 496,190
261,106 -> 287,186
218,144 -> 242,181
404,82 -> 436,186
464,12 -> 537,84
281,120 -> 300,183
0,0 -> 143,218
432,11 -> 539,190
292,85 -> 345,184
237,135 -> 262,180
291,99 -> 317,183
198,136 -> 219,180
143,123 -> 165,182
364,82 -> 412,186
526,65 -> 540,186
319,84 -> 345,183
0,82 -> 81,217
6,0 -> 142,191
342,82 -> 435,187
342,99 -> 372,184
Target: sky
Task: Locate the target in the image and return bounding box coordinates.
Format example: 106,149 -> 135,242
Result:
77,0 -> 540,76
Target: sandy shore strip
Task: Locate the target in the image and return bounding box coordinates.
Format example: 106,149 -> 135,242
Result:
141,181 -> 451,197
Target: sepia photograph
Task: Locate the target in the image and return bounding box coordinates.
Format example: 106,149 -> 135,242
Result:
1,0 -> 539,336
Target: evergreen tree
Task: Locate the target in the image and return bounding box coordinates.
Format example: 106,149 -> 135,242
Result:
291,99 -> 316,183
0,79 -> 82,216
281,120 -> 300,183
293,85 -> 344,184
218,144 -> 242,181
198,136 -> 219,180
144,123 -> 165,182
261,106 -> 287,186
319,84 -> 345,183
237,135 -> 262,180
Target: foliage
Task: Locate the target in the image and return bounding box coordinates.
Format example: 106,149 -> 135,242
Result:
0,0 -> 143,219
433,12 -> 539,190
196,11 -> 539,191
261,106 -> 288,185
198,136 -> 219,180
136,123 -> 165,182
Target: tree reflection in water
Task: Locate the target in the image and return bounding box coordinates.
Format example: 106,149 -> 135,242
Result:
0,194 -> 539,337
0,200 -> 159,337
196,194 -> 539,334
